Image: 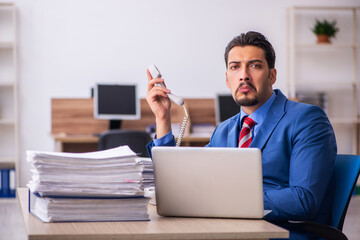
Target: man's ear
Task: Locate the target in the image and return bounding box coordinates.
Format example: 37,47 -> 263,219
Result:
269,68 -> 277,85
225,71 -> 230,88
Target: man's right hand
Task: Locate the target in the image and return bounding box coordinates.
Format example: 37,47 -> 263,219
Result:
146,69 -> 172,138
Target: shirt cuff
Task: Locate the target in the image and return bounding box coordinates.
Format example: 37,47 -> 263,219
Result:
153,131 -> 174,146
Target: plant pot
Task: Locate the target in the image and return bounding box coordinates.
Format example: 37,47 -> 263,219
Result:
316,34 -> 331,44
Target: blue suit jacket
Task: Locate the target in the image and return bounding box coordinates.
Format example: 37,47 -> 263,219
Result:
147,89 -> 337,224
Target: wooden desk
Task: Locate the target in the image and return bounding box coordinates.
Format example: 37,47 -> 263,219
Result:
53,134 -> 211,152
53,134 -> 99,152
18,188 -> 288,240
51,98 -> 216,152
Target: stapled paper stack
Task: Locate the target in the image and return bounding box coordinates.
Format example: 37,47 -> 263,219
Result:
26,146 -> 150,222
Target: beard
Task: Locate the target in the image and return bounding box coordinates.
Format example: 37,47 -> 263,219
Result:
235,95 -> 258,106
233,82 -> 258,106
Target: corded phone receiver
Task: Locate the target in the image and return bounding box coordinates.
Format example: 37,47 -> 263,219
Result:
147,64 -> 188,147
148,64 -> 185,106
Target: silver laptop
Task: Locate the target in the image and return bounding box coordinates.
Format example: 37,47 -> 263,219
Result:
151,146 -> 266,219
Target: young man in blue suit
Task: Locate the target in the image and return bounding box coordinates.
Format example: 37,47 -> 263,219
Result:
146,31 -> 337,240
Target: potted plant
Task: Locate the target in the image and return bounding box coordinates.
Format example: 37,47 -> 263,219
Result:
312,19 -> 339,43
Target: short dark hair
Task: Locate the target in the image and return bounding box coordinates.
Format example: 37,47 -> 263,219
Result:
224,31 -> 276,69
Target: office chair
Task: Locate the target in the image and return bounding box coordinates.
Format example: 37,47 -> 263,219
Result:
98,130 -> 152,157
288,154 -> 360,240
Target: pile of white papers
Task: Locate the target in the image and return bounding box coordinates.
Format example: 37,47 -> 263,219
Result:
190,123 -> 215,137
26,146 -> 150,222
29,191 -> 149,222
27,146 -> 144,197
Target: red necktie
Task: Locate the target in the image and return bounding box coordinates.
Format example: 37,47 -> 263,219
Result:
238,117 -> 256,148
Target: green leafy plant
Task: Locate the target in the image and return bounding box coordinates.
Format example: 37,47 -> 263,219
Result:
312,19 -> 339,38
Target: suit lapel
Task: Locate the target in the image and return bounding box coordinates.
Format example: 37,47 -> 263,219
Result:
250,90 -> 287,150
227,114 -> 241,147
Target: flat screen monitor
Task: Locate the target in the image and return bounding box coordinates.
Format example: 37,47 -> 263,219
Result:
215,94 -> 240,124
94,84 -> 140,128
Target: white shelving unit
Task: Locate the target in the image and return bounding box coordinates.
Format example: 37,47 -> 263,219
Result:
287,6 -> 360,155
0,3 -> 18,186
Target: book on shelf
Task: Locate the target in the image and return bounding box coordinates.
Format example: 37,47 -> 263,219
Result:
26,145 -> 150,222
296,91 -> 328,113
190,123 -> 215,138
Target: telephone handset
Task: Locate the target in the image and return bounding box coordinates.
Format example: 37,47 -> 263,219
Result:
148,64 -> 189,147
148,64 -> 184,106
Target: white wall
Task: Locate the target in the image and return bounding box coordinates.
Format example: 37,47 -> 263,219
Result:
6,0 -> 358,186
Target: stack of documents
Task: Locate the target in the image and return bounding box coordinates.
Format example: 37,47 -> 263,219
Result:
137,157 -> 154,189
190,123 -> 215,137
27,146 -> 150,222
29,191 -> 149,222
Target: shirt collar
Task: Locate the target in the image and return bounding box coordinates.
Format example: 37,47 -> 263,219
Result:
240,91 -> 276,126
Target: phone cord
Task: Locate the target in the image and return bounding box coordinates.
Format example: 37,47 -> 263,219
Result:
176,105 -> 189,147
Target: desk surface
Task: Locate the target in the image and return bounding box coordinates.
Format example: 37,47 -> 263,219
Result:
18,188 -> 288,240
53,134 -> 99,143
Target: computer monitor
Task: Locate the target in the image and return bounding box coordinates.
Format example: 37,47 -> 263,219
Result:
215,94 -> 240,124
94,84 -> 140,129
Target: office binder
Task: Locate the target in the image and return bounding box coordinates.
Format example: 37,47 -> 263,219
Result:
1,169 -> 9,198
0,169 -> 2,198
0,168 -> 16,198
